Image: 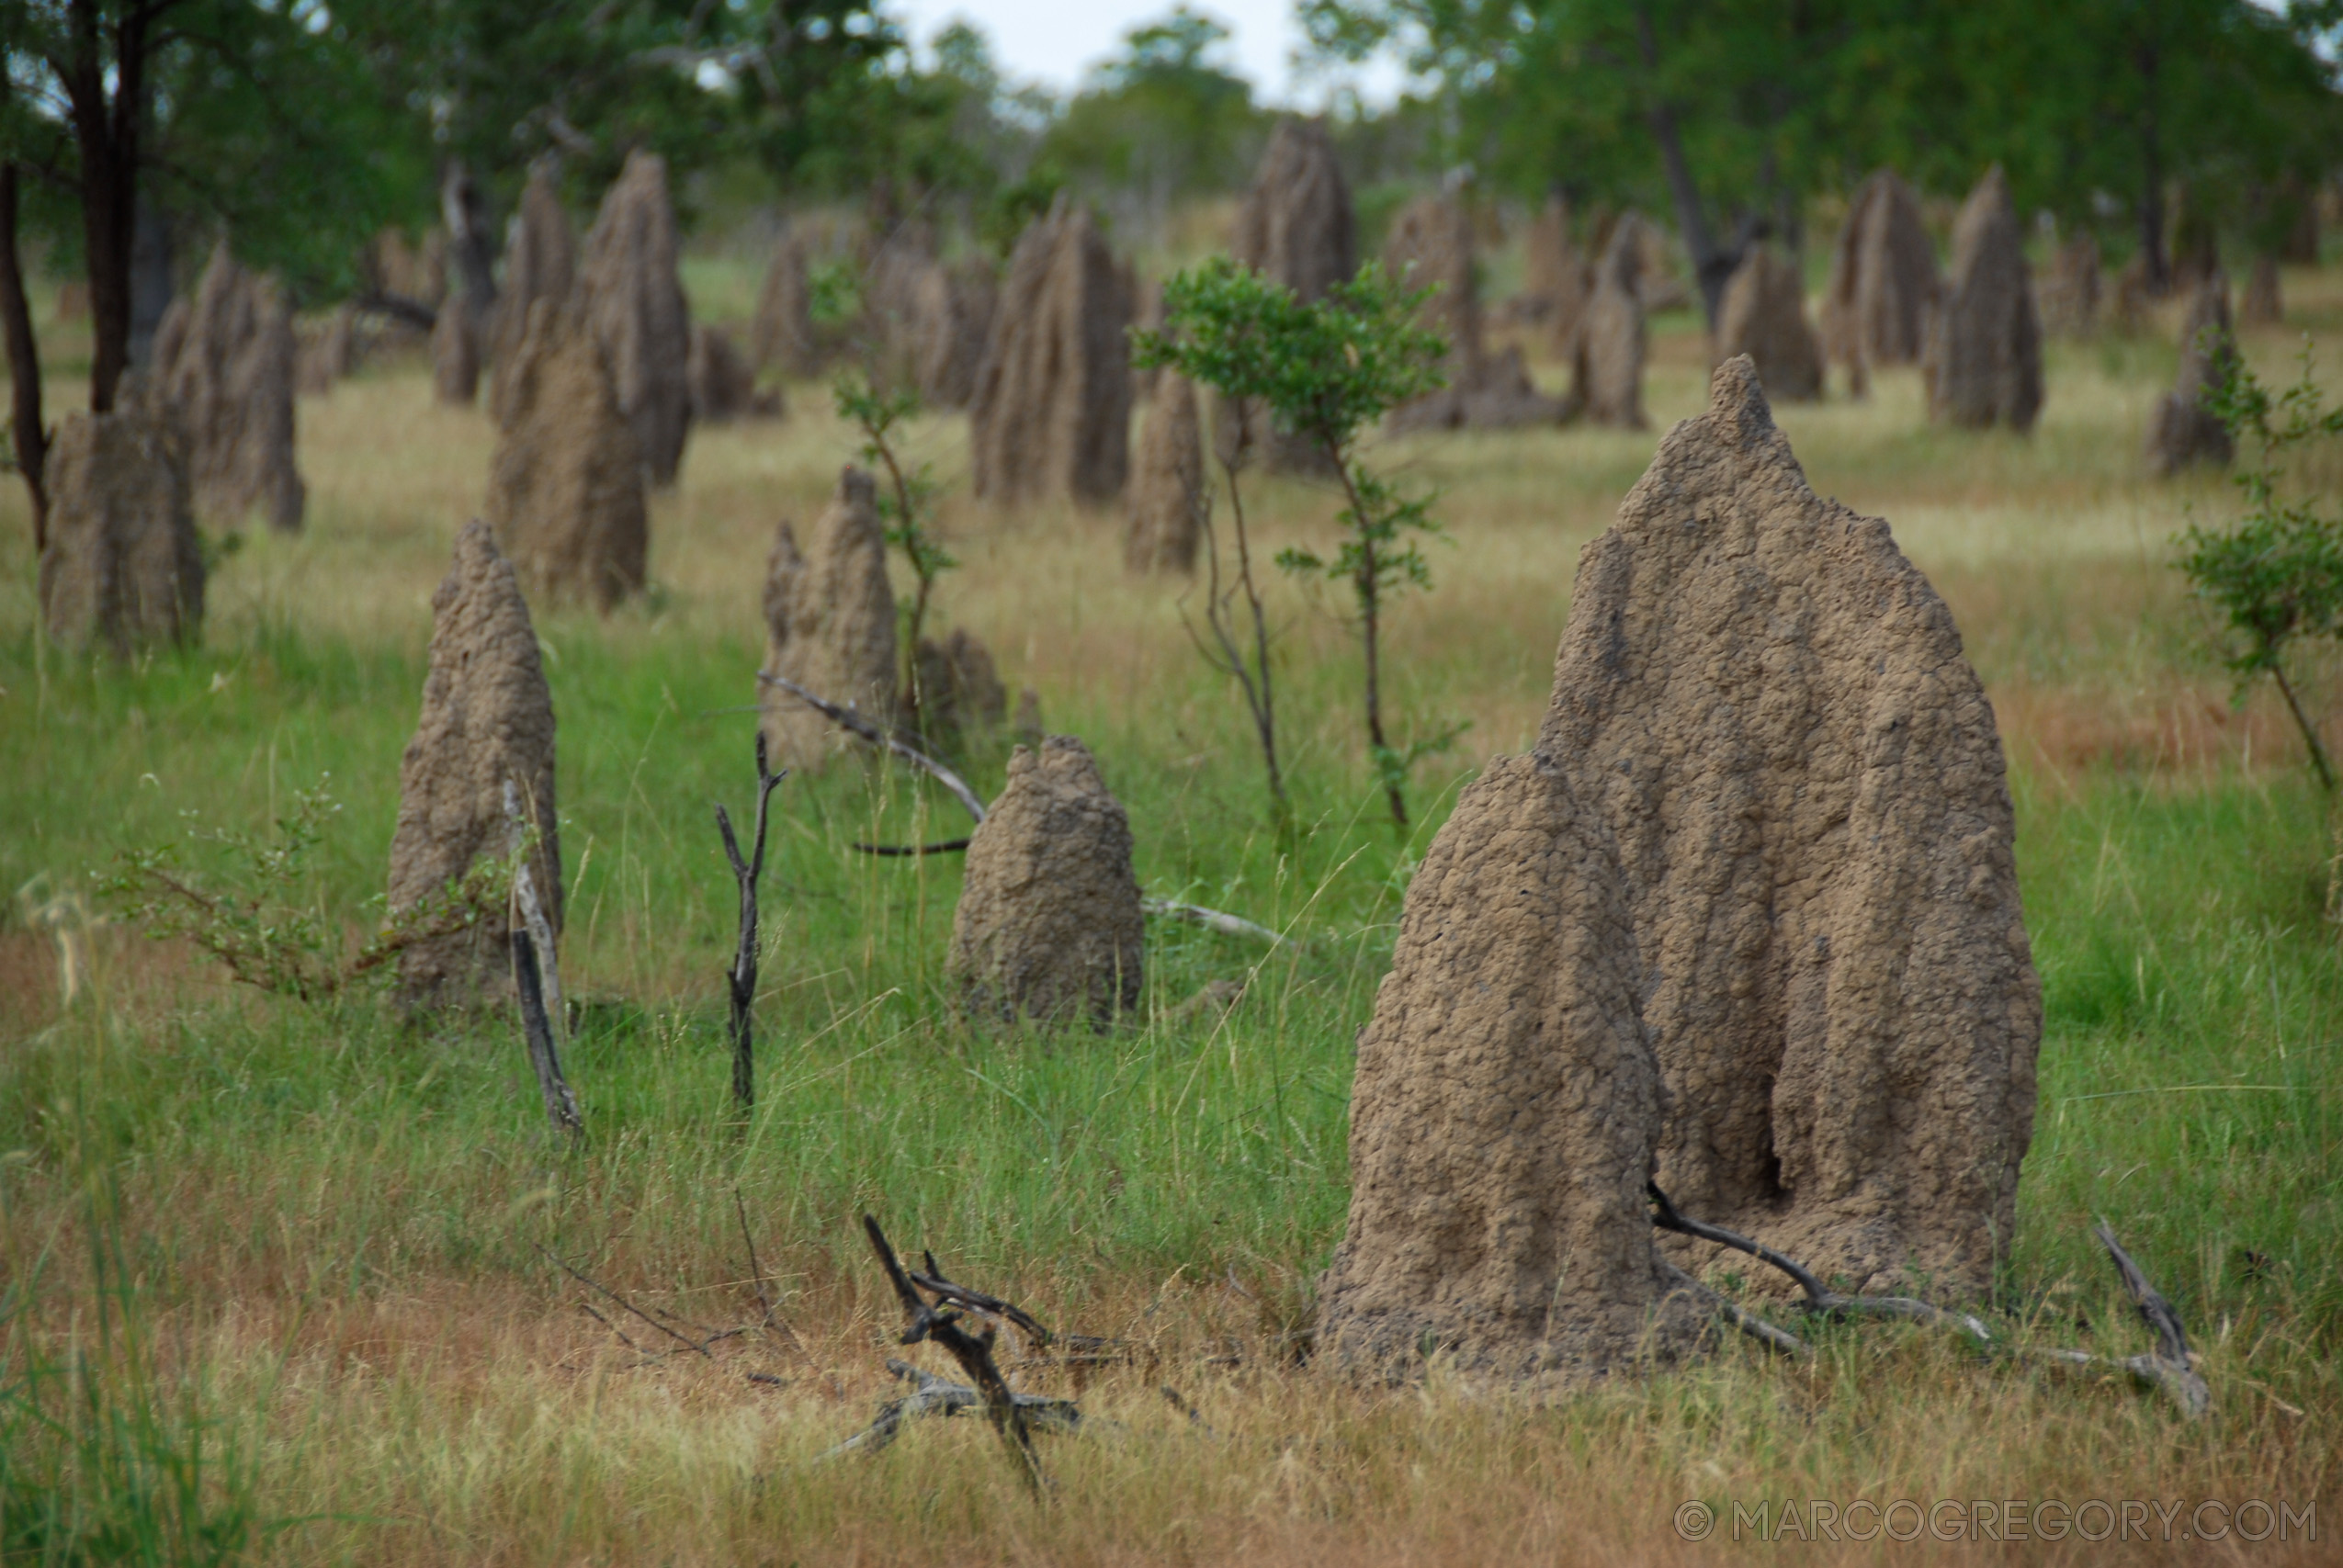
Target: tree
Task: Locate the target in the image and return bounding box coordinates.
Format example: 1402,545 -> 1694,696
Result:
2176,344 -> 2343,795
1041,8 -> 1268,214
1135,257 -> 1452,829
1300,0 -> 2343,315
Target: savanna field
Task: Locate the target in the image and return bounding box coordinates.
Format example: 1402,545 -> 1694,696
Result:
3,254 -> 2339,1564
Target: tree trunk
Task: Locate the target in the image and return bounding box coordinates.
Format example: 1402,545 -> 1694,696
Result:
61,0 -> 149,412
0,164 -> 49,553
441,162 -> 498,318
1635,8 -> 1734,327
2135,39 -> 2169,295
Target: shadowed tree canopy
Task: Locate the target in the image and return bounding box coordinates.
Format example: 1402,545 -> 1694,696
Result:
1039,7 -> 1270,207
1300,0 -> 2343,320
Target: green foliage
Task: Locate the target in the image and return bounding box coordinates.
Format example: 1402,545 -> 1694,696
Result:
96,776 -> 512,1003
1040,7 -> 1268,203
1134,257 -> 1447,452
1135,257 -> 1455,826
1300,0 -> 2343,262
832,372 -> 957,706
2175,342 -> 2343,791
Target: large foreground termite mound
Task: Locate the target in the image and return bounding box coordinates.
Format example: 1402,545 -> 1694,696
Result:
1545,357 -> 2040,1295
759,467 -> 899,771
387,522 -> 561,1012
39,405 -> 206,654
1321,359 -> 2040,1377
483,299 -> 649,610
949,737 -> 1143,1029
1318,754 -> 1704,1378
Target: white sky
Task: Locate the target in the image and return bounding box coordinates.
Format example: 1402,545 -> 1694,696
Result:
889,0 -> 1407,108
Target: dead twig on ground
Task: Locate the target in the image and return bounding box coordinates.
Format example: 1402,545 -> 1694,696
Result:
538,1244 -> 711,1359
863,1213 -> 1047,1495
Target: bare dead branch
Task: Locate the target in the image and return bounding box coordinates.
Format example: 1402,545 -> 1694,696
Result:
1648,1186 -> 2211,1416
862,1214 -> 1047,1495
717,735 -> 787,1108
1649,1180 -> 1992,1345
756,672 -> 991,825
850,838 -> 972,857
537,1245 -> 710,1359
1142,897 -> 1283,946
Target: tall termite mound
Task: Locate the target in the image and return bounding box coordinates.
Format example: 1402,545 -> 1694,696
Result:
759,467 -> 899,771
1227,118 -> 1356,468
1385,192 -> 1568,432
687,323 -> 778,424
1318,753 -> 1704,1378
1321,359 -> 2042,1376
911,259 -> 997,410
483,299 -> 649,610
949,736 -> 1144,1028
39,406 -> 206,654
910,628 -> 1008,746
150,242 -> 305,532
1521,192 -> 1590,357
2145,276 -> 2236,477
386,522 -> 561,1012
1715,244 -> 1823,401
2240,254 -> 2282,327
1125,370 -> 1205,574
489,162 -> 576,423
1576,218 -> 1648,428
1548,357 -> 2040,1295
1231,118 -> 1356,303
751,226 -> 819,377
580,150 -> 692,485
433,295 -> 481,405
2036,236 -> 2100,339
1819,169 -> 1938,395
1923,168 -> 2043,433
968,197 -> 1133,509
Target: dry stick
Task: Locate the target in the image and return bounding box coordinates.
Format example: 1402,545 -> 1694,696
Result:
1657,1260 -> 1811,1357
755,671 -> 990,824
536,1244 -> 712,1359
1648,1182 -> 1992,1345
863,1213 -> 1045,1496
1142,897 -> 1283,947
733,1188 -> 775,1324
769,671 -> 1281,944
852,837 -> 971,857
911,1249 -> 1054,1349
2088,1222 -> 2212,1416
505,783 -> 581,1135
715,735 -> 787,1109
1649,1186 -> 2211,1416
